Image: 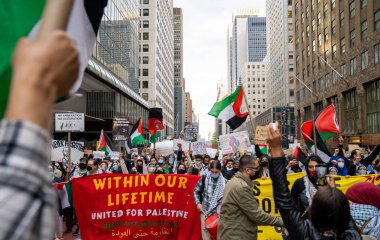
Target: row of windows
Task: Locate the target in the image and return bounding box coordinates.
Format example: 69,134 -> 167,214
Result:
247,77 -> 265,82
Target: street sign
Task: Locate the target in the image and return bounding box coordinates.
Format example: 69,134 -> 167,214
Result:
55,112 -> 85,132
112,117 -> 129,141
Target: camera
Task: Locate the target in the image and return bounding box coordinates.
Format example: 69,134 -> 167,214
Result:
315,164 -> 328,186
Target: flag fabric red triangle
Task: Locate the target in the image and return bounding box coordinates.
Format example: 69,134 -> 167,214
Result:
98,129 -> 107,150
293,147 -> 300,160
301,120 -> 313,144
315,104 -> 340,142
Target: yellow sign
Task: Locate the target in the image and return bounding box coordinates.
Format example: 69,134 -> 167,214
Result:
255,173 -> 380,240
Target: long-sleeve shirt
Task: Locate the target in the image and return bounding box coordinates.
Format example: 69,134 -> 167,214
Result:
0,120 -> 56,240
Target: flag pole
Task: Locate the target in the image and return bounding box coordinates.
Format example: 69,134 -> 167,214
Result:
37,0 -> 74,39
241,85 -> 255,135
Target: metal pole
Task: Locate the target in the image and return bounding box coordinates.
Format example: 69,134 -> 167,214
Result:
66,131 -> 71,181
314,52 -> 349,85
241,85 -> 256,134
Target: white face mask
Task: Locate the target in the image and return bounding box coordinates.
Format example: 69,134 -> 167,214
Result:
337,162 -> 344,169
210,173 -> 220,179
358,170 -> 366,175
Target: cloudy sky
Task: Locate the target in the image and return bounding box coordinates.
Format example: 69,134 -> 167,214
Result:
173,0 -> 266,140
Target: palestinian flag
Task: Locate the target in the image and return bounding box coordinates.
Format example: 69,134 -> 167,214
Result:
97,129 -> 113,156
315,104 -> 341,142
130,118 -> 146,146
258,144 -> 269,154
293,147 -> 307,166
208,86 -> 249,130
149,108 -> 164,143
0,0 -> 108,117
55,181 -> 72,209
301,120 -> 332,163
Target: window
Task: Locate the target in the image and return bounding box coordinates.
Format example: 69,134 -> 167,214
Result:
143,20 -> 149,28
331,0 -> 336,9
332,19 -> 336,34
361,20 -> 368,39
324,27 -> 329,41
143,32 -> 149,40
317,12 -> 321,25
343,89 -> 358,133
302,13 -> 305,23
312,40 -> 316,51
323,4 -> 328,18
142,81 -> 149,88
142,93 -> 148,101
333,71 -> 338,84
375,43 -> 380,64
143,44 -> 149,52
366,80 -> 380,133
341,64 -> 347,77
318,34 -> 322,46
142,69 -> 149,76
350,58 -> 356,76
350,30 -> 356,47
306,26 -> 310,37
361,51 -> 368,69
349,1 -> 355,18
375,11 -> 380,31
332,44 -> 337,60
143,9 -> 149,16
340,38 -> 346,54
307,45 -> 310,56
361,0 -> 367,8
143,0 -> 149,4
340,11 -> 344,28
143,56 -> 149,64
325,50 -> 329,63
312,19 -> 316,31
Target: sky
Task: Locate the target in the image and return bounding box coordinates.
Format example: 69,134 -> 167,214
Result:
173,0 -> 266,140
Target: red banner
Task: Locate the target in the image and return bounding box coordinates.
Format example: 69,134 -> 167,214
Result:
72,174 -> 201,240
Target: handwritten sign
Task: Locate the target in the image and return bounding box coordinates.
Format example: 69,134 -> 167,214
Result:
173,139 -> 191,151
206,148 -> 218,158
51,140 -> 84,163
72,174 -> 202,240
153,141 -> 174,156
55,113 -> 85,132
109,151 -> 120,160
254,126 -> 268,145
93,151 -> 106,159
191,141 -> 213,155
219,131 -> 250,154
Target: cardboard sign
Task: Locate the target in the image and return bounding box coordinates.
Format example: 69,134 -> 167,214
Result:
219,131 -> 250,154
254,126 -> 268,145
51,140 -> 84,163
173,139 -> 191,151
191,141 -> 213,155
55,112 -> 85,132
72,174 -> 202,240
113,117 -> 129,141
93,151 -> 106,159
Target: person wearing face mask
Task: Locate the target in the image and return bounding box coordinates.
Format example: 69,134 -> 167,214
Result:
176,164 -> 187,174
155,166 -> 165,174
259,155 -> 270,178
222,160 -> 235,180
291,155 -> 324,216
329,166 -> 338,175
218,155 -> 283,240
87,159 -> 100,176
147,163 -> 156,174
99,161 -> 110,173
194,161 -> 226,240
135,159 -> 144,174
334,157 -> 348,176
72,157 -> 89,178
356,165 -> 368,175
129,167 -> 139,175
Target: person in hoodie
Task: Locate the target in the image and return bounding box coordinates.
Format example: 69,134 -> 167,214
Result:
329,156 -> 348,176
291,155 -> 325,216
222,159 -> 235,180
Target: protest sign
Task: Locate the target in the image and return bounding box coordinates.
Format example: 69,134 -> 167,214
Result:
206,148 -> 218,158
153,141 -> 175,156
109,151 -> 120,160
191,141 -> 213,155
113,117 -> 129,141
254,126 -> 268,145
51,140 -> 84,163
55,112 -> 85,132
72,174 -> 202,240
255,173 -> 380,240
173,139 -> 191,151
183,122 -> 199,142
219,131 -> 250,154
93,151 -> 106,159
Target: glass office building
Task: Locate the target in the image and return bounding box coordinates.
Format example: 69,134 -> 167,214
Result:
247,17 -> 267,62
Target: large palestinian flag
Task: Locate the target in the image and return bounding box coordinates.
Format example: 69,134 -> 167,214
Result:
130,118 -> 146,146
0,0 -> 108,117
149,108 -> 164,143
208,86 -> 249,130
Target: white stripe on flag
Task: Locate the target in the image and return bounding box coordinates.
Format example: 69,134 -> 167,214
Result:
218,102 -> 235,121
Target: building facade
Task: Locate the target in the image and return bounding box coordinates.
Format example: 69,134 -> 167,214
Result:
53,0 -> 149,147
228,9 -> 260,93
139,0 -> 174,138
293,0 -> 380,144
173,7 -> 186,137
266,0 -> 295,107
185,92 -> 192,123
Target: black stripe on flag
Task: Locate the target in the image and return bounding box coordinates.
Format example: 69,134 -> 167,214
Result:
84,0 -> 108,34
226,115 -> 248,130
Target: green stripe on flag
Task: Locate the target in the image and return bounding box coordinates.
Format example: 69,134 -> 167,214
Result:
150,132 -> 161,143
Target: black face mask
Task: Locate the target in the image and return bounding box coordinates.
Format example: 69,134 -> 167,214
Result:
156,171 -> 164,174
79,163 -> 87,170
291,164 -> 302,172
261,161 -> 269,168
177,169 -> 186,174
130,170 -> 137,174
250,171 -> 260,180
86,166 -> 93,171
136,165 -> 143,173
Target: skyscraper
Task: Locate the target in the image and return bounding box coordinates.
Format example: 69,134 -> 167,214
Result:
139,0 -> 175,138
266,0 -> 295,107
173,7 -> 186,137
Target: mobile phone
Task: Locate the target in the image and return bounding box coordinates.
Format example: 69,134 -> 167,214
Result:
316,164 -> 328,186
